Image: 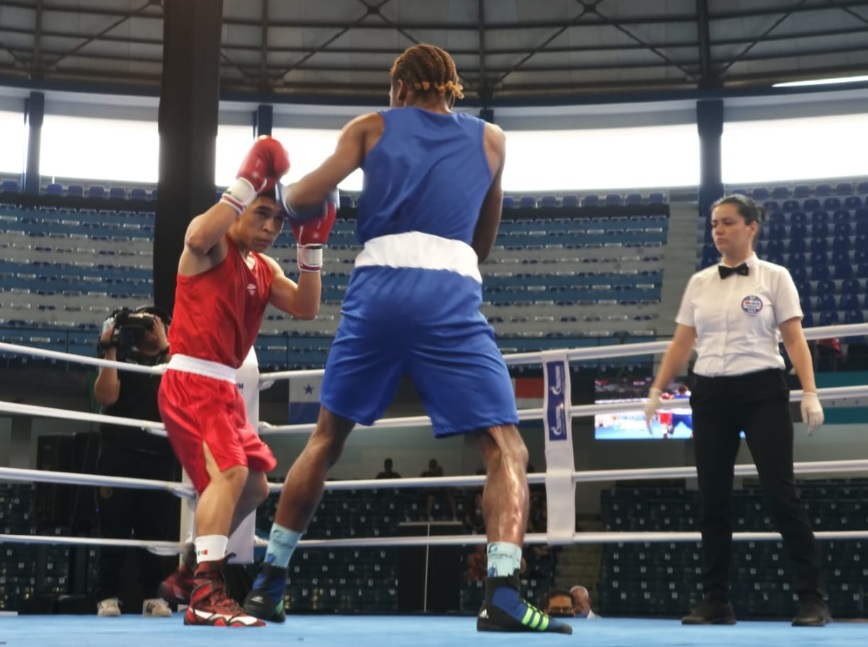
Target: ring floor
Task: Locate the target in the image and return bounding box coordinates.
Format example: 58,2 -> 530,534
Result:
2,614 -> 866,647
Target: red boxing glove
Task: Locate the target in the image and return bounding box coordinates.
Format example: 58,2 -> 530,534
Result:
221,136 -> 290,215
288,189 -> 339,272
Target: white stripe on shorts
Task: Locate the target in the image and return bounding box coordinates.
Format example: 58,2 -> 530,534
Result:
354,232 -> 482,283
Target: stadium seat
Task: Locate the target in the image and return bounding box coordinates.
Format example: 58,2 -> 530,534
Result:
772,186 -> 791,200
88,185 -> 106,198
802,311 -> 814,328
45,183 -> 63,196
802,198 -> 820,212
844,195 -> 863,209
810,237 -> 828,255
781,199 -> 799,212
67,184 -> 84,197
833,221 -> 851,237
816,292 -> 836,313
1,179 -> 20,193
519,196 -> 537,209
819,310 -> 839,326
648,192 -> 666,204
790,222 -> 807,240
605,193 -> 623,206
540,195 -> 558,208
129,187 -> 148,200
810,222 -> 829,238
857,181 -> 868,195
839,292 -> 860,311
833,263 -> 853,280
790,210 -> 807,226
625,193 -> 643,205
582,194 -> 600,207
823,197 -> 842,210
810,263 -> 830,281
752,187 -> 770,201
814,183 -> 832,197
788,237 -> 806,254
108,187 -> 126,199
794,185 -> 811,198
835,182 -> 854,195
561,195 -> 579,208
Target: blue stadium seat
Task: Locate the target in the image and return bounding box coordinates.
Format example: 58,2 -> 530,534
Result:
811,222 -> 829,238
814,183 -> 832,197
767,210 -> 785,225
790,210 -> 807,226
839,292 -> 860,311
648,192 -> 666,204
823,197 -> 842,210
67,184 -> 84,197
519,196 -> 537,209
766,252 -> 785,266
752,187 -> 770,201
802,198 -> 820,211
789,264 -> 808,283
561,195 -> 579,207
857,181 -> 868,194
816,279 -> 835,296
582,194 -> 600,207
855,246 -> 868,264
845,308 -> 865,325
767,222 -> 786,240
790,222 -> 807,240
772,186 -> 791,200
150,188 -> 159,200
833,263 -> 853,280
832,250 -> 851,267
844,195 -> 863,209
540,195 -> 558,208
765,238 -> 785,256
2,179 -> 20,193
781,199 -> 799,212
625,192 -> 643,205
731,187 -> 747,195
794,185 -> 811,198
835,182 -> 854,195
763,200 -> 780,213
841,278 -> 860,296
833,220 -> 851,237
810,237 -> 828,254
88,185 -> 106,198
108,187 -> 126,199
45,183 -> 63,196
605,193 -> 623,206
795,280 -> 811,298
810,263 -> 830,281
819,310 -> 840,326
802,311 -> 814,328
832,235 -> 850,254
129,187 -> 148,200
788,237 -> 806,254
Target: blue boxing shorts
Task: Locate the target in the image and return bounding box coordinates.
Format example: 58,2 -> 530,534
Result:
320,260 -> 518,437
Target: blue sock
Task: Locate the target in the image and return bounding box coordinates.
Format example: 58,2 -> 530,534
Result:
486,542 -> 523,578
253,524 -> 301,594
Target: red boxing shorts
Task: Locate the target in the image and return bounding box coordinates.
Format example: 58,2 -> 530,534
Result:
158,369 -> 277,494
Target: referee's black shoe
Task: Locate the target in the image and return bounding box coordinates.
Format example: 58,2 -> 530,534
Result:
681,595 -> 737,625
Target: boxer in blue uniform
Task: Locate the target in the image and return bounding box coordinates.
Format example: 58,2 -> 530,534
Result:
243,44 -> 571,635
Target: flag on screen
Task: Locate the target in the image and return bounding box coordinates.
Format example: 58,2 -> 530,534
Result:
513,377 -> 544,411
287,376 -> 322,424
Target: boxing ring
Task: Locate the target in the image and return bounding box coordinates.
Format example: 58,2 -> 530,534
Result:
2,323 -> 868,646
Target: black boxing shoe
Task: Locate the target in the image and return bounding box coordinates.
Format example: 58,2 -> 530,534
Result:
477,574 -> 572,634
242,564 -> 288,623
792,592 -> 831,627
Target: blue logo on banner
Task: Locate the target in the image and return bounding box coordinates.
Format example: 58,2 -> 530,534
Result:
546,362 -> 567,441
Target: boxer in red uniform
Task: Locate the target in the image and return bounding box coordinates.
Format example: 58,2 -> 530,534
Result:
157,136 -> 336,627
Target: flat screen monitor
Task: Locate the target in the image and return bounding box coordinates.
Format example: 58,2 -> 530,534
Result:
594,376 -> 693,440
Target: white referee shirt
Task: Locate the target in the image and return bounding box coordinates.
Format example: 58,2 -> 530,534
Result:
675,253 -> 803,377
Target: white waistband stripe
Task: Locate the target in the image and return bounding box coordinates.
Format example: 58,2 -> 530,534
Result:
168,354 -> 237,383
354,232 -> 482,283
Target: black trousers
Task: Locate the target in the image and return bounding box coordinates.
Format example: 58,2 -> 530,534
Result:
95,439 -> 180,601
690,368 -> 824,599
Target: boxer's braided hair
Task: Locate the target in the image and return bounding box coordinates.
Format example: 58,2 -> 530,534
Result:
390,44 -> 465,102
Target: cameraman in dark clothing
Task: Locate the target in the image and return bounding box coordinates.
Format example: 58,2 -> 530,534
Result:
93,307 -> 180,617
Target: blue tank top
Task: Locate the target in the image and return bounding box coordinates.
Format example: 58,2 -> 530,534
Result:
355,108 -> 492,245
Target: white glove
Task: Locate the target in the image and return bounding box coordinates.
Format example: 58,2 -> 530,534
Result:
644,387 -> 662,434
800,392 -> 824,436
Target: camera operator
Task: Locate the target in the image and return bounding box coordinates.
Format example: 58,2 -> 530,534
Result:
93,306 -> 180,618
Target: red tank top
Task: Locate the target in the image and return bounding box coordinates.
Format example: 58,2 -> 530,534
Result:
169,236 -> 273,368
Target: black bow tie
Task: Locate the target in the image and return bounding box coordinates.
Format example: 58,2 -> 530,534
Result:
719,263 -> 749,279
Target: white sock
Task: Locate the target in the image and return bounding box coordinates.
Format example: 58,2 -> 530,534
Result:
486,542 -> 523,578
195,534 -> 228,563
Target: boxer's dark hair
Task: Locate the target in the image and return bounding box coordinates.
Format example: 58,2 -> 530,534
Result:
391,44 -> 465,103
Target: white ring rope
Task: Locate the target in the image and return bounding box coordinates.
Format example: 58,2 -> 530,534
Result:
3,323 -> 868,552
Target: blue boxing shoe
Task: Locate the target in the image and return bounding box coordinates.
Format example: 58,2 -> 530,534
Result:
242,564 -> 288,623
477,574 -> 573,634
